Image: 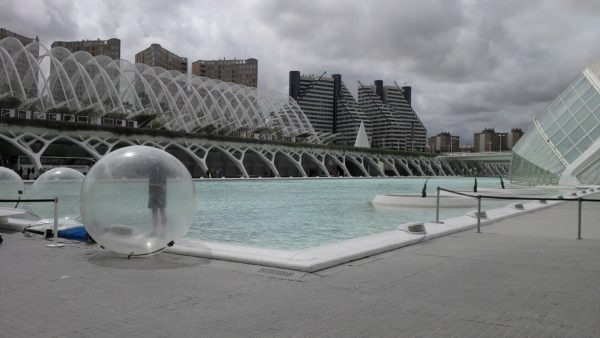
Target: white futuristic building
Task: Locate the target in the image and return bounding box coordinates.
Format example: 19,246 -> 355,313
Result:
0,37 -> 320,142
510,59 -> 600,185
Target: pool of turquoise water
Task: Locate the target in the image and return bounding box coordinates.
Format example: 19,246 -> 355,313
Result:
16,177 -> 566,251
189,177 -> 551,250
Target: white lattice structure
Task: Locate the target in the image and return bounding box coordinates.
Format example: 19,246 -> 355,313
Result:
0,123 -> 508,178
510,58 -> 600,185
0,37 -> 320,142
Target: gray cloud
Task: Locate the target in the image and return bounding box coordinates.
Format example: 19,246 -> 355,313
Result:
2,0 -> 600,144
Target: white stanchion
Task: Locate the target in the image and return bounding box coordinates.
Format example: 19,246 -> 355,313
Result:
46,197 -> 64,248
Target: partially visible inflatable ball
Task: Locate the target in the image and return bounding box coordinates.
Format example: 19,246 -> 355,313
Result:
0,167 -> 24,208
30,167 -> 84,221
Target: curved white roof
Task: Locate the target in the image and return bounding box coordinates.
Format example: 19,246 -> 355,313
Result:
0,37 -> 320,142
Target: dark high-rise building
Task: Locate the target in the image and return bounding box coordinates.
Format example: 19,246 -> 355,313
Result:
289,72 -> 366,145
358,81 -> 427,151
192,58 -> 257,87
289,72 -> 427,150
51,38 -> 120,60
135,44 -> 187,73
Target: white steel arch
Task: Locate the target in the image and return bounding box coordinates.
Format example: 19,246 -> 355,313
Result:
0,37 -> 320,142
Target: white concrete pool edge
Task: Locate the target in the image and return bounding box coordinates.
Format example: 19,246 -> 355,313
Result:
167,187 -> 598,272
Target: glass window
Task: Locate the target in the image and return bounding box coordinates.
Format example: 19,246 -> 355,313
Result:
547,101 -> 560,114
582,114 -> 598,131
574,105 -> 590,122
575,78 -> 590,95
561,89 -> 577,107
570,98 -> 583,114
557,139 -> 573,154
576,136 -> 593,152
563,117 -> 578,133
570,125 -> 585,142
550,128 -> 565,145
538,115 -> 554,130
573,74 -> 587,89
545,121 -> 559,136
586,93 -> 600,111
557,109 -> 571,124
582,86 -> 596,102
577,156 -> 600,184
590,124 -> 600,140
565,147 -> 581,163
554,102 -> 568,119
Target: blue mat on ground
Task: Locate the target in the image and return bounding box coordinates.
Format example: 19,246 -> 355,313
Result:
57,226 -> 95,243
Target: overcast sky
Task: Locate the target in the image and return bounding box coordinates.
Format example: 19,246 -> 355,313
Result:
2,0 -> 600,144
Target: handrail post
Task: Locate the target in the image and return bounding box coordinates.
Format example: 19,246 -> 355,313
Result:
435,187 -> 440,223
53,197 -> 58,242
477,195 -> 481,233
46,197 -> 64,248
577,198 -> 582,240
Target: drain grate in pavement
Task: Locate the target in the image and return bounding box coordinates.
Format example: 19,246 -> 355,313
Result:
257,267 -> 297,278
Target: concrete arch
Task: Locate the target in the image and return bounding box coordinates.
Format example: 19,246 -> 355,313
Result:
107,140 -> 136,153
243,148 -> 279,177
39,136 -> 100,164
163,144 -> 205,177
301,152 -> 329,177
325,154 -> 349,177
427,160 -> 445,176
363,156 -> 385,177
345,156 -> 369,177
168,143 -> 209,177
274,150 -> 305,177
206,146 -> 247,178
394,159 -> 414,176
0,124 -> 512,178
378,157 -> 400,176
394,161 -> 411,176
406,158 -> 425,176
439,160 -> 456,176
0,133 -> 41,170
419,159 -> 436,176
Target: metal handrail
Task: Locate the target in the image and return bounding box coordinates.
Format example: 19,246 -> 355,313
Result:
435,187 -> 599,239
0,198 -> 56,202
1,197 -> 62,247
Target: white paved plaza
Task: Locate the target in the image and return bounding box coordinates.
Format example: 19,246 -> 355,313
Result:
2,197 -> 600,337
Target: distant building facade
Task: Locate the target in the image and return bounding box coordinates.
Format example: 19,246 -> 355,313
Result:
135,44 -> 187,73
473,128 -> 523,152
0,28 -> 36,46
507,128 -> 524,149
192,58 -> 257,87
428,132 -> 459,153
474,128 -> 497,152
358,81 -> 427,151
289,72 -> 427,150
51,38 -> 120,60
289,72 -> 367,145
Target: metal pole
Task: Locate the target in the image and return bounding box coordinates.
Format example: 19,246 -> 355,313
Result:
47,197 -> 64,248
53,197 -> 58,242
477,196 -> 481,233
499,135 -> 503,152
577,198 -> 582,240
435,187 -> 440,223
